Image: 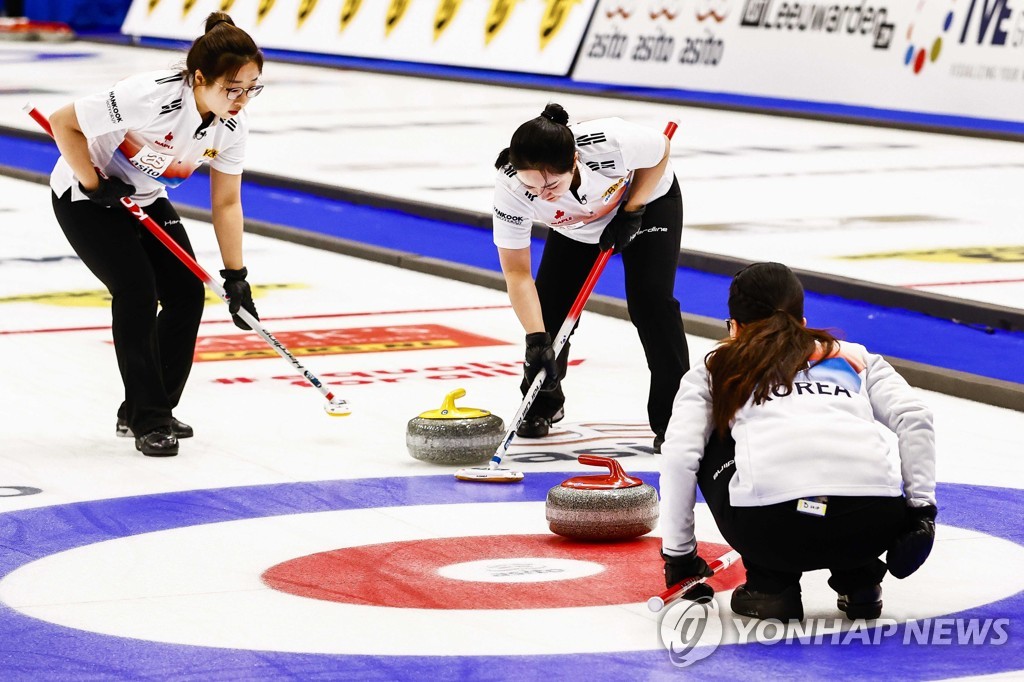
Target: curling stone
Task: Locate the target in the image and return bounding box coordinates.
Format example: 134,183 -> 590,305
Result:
406,389 -> 505,466
546,455 -> 659,541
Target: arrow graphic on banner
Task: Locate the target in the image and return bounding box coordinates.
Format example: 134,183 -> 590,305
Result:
386,0 -> 412,35
485,0 -> 520,44
340,0 -> 363,32
540,0 -> 581,49
434,0 -> 463,41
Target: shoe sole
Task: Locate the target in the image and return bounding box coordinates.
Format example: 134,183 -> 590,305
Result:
837,600 -> 882,620
135,444 -> 179,457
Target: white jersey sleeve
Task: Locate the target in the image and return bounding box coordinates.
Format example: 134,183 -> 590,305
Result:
601,117 -> 668,172
861,347 -> 937,508
659,364 -> 714,557
75,72 -> 163,140
492,165 -> 537,250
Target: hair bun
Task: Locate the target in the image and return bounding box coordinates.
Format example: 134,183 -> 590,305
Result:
204,11 -> 235,33
539,103 -> 569,125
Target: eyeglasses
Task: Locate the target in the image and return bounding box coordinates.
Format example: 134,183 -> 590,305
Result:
215,82 -> 264,100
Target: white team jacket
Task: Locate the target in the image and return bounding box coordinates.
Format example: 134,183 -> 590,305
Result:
660,341 -> 937,556
50,69 -> 248,207
492,117 -> 674,249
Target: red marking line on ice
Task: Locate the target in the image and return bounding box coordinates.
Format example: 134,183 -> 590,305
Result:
0,305 -> 512,335
262,535 -> 742,610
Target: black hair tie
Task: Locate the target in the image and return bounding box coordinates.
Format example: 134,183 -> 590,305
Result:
540,111 -> 556,122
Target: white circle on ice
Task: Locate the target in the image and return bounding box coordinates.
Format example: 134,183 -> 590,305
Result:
437,557 -> 605,583
0,502 -> 1021,656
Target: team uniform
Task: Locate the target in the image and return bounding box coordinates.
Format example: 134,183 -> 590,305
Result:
492,117 -> 689,439
660,341 -> 936,595
50,69 -> 248,437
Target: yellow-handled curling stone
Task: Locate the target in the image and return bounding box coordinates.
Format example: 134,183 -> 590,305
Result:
406,389 -> 505,466
546,455 -> 659,540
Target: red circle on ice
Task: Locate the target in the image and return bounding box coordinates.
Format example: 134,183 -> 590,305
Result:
262,535 -> 744,609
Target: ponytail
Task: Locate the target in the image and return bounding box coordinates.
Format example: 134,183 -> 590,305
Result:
706,262 -> 840,436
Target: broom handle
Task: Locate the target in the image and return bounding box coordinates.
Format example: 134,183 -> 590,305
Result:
648,549 -> 741,612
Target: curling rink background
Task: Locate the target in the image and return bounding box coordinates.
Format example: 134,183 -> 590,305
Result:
0,41 -> 1023,679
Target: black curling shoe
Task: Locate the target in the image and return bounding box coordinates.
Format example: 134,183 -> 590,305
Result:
731,584 -> 805,621
837,584 -> 883,620
134,428 -> 179,457
515,408 -> 564,438
653,434 -> 665,454
118,418 -> 193,439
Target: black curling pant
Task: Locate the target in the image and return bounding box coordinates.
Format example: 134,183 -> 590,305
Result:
697,431 -> 908,595
522,178 -> 689,437
52,191 -> 205,436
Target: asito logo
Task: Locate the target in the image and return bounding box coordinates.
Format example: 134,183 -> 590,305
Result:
904,1 -> 956,74
697,0 -> 730,22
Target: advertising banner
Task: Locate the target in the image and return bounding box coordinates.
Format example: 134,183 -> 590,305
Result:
122,0 -> 598,75
574,0 -> 1024,128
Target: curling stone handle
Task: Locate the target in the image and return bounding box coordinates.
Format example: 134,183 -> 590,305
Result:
440,388 -> 467,412
578,455 -> 627,481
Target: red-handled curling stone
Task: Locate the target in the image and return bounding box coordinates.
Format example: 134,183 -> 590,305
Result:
545,455 -> 659,540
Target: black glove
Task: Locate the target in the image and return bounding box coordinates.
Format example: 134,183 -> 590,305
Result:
524,331 -> 559,391
887,504 -> 937,579
79,176 -> 136,208
599,204 -> 645,254
663,549 -> 715,600
220,267 -> 259,331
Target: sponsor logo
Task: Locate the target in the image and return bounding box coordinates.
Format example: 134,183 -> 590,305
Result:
386,0 -> 412,35
587,4 -> 726,67
105,91 -> 123,124
1,283 -> 299,308
604,1 -> 634,19
202,148 -> 219,160
601,177 -> 627,202
434,0 -> 463,40
843,245 -> 1024,263
339,0 -> 362,32
194,324 -> 507,362
541,0 -> 583,49
904,1 -> 955,73
554,209 -> 565,219
154,132 -> 174,149
494,207 -> 526,225
649,1 -> 681,21
697,0 -> 730,22
739,0 -> 895,50
587,26 -> 630,58
486,0 -> 521,44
